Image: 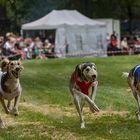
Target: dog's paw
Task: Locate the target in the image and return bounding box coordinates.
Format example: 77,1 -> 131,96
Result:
5,109 -> 10,114
11,108 -> 19,116
80,123 -> 85,129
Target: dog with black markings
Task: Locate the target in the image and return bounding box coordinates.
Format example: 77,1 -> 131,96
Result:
0,60 -> 23,128
123,64 -> 140,121
69,62 -> 100,128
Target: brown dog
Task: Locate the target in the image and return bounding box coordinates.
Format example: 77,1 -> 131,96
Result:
0,60 -> 23,128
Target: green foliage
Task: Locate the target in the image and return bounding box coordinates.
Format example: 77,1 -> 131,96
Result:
1,0 -> 140,33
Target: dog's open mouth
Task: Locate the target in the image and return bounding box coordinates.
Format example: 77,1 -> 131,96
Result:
91,75 -> 96,82
12,71 -> 20,78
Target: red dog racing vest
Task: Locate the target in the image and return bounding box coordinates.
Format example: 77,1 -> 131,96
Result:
71,72 -> 92,95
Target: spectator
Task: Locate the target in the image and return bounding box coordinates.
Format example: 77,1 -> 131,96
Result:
24,38 -> 34,59
121,37 -> 130,54
15,42 -> 25,60
43,39 -> 53,58
32,37 -> 43,59
3,37 -> 17,56
133,36 -> 140,54
111,31 -> 117,40
107,35 -> 119,56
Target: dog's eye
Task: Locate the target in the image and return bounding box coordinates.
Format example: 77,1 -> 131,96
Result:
86,68 -> 90,72
10,63 -> 13,66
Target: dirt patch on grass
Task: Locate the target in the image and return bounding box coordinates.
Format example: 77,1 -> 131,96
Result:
93,110 -> 129,117
20,102 -> 130,118
20,102 -> 77,117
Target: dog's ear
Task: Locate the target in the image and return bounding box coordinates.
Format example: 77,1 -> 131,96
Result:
1,58 -> 9,72
91,63 -> 97,70
75,63 -> 85,78
17,60 -> 24,70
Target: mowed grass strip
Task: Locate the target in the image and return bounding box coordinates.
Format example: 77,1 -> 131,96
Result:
0,55 -> 140,140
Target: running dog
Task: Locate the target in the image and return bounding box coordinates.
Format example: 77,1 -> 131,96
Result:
123,64 -> 140,121
0,60 -> 23,128
69,62 -> 100,128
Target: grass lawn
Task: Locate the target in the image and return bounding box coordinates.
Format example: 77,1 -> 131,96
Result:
0,55 -> 140,140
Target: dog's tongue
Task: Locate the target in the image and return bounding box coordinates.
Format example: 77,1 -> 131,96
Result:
93,81 -> 97,86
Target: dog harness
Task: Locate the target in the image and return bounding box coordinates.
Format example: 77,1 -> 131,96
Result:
71,72 -> 93,95
133,65 -> 140,86
0,71 -> 19,100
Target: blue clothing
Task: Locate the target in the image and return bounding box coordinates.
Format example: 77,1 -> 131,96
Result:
133,65 -> 140,86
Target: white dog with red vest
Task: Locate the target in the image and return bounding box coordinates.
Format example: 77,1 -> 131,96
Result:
69,62 -> 99,128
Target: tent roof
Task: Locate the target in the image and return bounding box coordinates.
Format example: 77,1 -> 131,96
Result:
22,10 -> 106,30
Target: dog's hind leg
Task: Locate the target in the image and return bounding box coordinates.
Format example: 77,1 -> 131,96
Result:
73,94 -> 85,128
7,100 -> 11,111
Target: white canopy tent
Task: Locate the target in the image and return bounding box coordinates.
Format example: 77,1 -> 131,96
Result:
22,10 -> 107,57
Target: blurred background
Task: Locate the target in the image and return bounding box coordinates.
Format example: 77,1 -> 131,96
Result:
0,0 -> 140,59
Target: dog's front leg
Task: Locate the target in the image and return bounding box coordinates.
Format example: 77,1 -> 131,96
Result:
12,93 -> 21,116
7,100 -> 11,111
90,81 -> 98,101
72,88 -> 100,112
0,97 -> 9,114
73,93 -> 85,128
89,81 -> 98,113
134,91 -> 140,121
0,117 -> 6,128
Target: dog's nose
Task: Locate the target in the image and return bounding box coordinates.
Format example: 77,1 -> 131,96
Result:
92,75 -> 96,79
16,67 -> 20,71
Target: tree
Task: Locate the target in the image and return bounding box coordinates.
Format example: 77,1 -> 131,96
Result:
58,0 -> 95,18
0,0 -> 10,34
118,0 -> 140,34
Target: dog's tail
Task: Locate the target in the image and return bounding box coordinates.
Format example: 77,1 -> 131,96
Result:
122,72 -> 129,78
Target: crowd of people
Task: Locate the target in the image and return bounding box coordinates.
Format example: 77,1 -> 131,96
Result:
1,31 -> 140,60
0,32 -> 55,60
107,31 -> 140,56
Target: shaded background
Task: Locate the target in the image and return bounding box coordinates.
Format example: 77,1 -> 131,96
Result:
0,0 -> 140,36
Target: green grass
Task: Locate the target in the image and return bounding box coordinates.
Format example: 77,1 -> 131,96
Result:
1,55 -> 140,140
